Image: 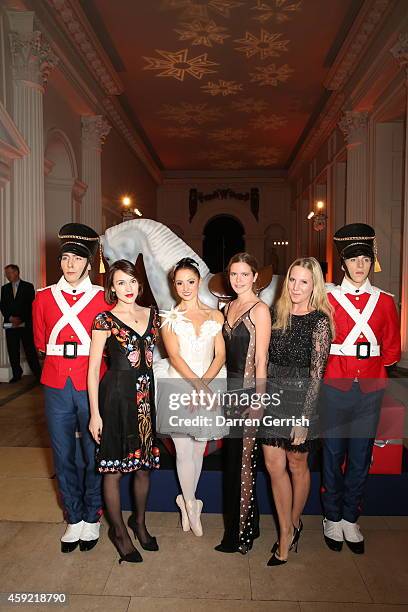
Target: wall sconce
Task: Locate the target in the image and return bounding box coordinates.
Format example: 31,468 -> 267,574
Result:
273,241 -> 289,246
308,199 -> 328,276
307,200 -> 326,231
122,195 -> 131,207
313,200 -> 326,232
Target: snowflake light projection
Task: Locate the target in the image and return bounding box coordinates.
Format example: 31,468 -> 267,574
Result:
143,49 -> 218,81
251,0 -> 302,24
174,20 -> 230,47
249,113 -> 288,129
250,63 -> 294,86
201,79 -> 243,96
158,102 -> 223,125
234,30 -> 289,60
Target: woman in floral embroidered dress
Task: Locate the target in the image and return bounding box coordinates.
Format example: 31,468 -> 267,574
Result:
155,257 -> 226,537
88,259 -> 160,564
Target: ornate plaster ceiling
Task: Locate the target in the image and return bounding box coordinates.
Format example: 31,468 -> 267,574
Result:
83,0 -> 360,171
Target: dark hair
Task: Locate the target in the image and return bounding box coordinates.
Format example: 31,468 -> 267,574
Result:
227,252 -> 259,277
104,259 -> 143,304
5,264 -> 20,274
172,257 -> 200,281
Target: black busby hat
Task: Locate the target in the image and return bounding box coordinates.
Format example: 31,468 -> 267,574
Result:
58,223 -> 100,260
333,223 -> 381,272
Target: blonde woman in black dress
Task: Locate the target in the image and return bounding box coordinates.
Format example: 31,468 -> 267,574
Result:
261,257 -> 333,566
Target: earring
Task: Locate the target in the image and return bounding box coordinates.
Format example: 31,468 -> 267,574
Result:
112,289 -> 116,294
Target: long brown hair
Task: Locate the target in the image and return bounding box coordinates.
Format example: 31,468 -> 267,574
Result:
274,257 -> 334,335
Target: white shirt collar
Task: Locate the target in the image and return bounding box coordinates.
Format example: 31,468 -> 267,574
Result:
56,275 -> 92,295
340,277 -> 373,295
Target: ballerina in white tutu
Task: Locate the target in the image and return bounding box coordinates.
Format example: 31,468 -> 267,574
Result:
154,257 -> 227,536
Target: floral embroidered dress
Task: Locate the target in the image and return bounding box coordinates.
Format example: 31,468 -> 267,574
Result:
92,308 -> 160,473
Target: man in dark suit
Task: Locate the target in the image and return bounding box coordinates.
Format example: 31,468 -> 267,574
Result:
0,264 -> 41,383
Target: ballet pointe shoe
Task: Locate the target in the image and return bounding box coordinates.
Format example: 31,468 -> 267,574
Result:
175,495 -> 190,532
186,499 -> 203,537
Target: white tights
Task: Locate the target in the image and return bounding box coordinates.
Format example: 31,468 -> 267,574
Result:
172,437 -> 207,502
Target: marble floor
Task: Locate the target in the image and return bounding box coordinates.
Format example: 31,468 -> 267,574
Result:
0,378 -> 407,612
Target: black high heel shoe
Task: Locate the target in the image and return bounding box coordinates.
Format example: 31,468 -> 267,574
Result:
290,518 -> 303,553
128,515 -> 159,552
108,528 -> 143,564
267,547 -> 288,566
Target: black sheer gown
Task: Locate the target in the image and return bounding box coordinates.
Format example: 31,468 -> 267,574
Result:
216,303 -> 260,554
259,310 -> 332,451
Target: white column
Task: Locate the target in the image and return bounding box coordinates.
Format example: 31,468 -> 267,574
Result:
391,34 -> 408,368
338,110 -> 370,225
81,116 -> 111,234
7,11 -> 57,289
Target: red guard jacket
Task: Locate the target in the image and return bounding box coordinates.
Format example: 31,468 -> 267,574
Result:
324,278 -> 401,392
33,275 -> 111,390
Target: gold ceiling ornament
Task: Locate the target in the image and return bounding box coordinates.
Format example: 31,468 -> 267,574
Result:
208,127 -> 248,141
231,97 -> 269,114
234,30 -> 289,60
201,79 -> 243,96
249,113 -> 288,130
143,48 -> 218,81
158,102 -> 222,124
250,62 -> 294,86
251,0 -> 302,24
164,126 -> 200,138
160,0 -> 243,20
251,145 -> 281,165
174,20 -> 230,47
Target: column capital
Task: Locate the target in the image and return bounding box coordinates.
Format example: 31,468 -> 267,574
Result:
7,12 -> 58,89
81,116 -> 111,151
338,110 -> 369,146
390,33 -> 408,77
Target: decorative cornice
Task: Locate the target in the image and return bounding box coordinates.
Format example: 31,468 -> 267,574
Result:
390,32 -> 408,75
81,115 -> 111,150
46,0 -> 123,96
324,0 -> 393,91
288,93 -> 345,178
338,110 -> 369,143
7,12 -> 58,88
102,97 -> 163,184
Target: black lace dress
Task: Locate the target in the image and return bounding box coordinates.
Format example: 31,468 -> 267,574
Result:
260,310 -> 332,452
92,309 -> 160,472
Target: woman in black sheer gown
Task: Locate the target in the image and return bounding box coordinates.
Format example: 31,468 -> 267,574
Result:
215,253 -> 271,554
260,257 -> 333,566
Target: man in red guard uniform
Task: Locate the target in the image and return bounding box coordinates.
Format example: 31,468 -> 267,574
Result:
321,223 -> 401,554
33,223 -> 110,553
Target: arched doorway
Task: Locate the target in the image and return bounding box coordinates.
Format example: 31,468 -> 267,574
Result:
203,216 -> 245,273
